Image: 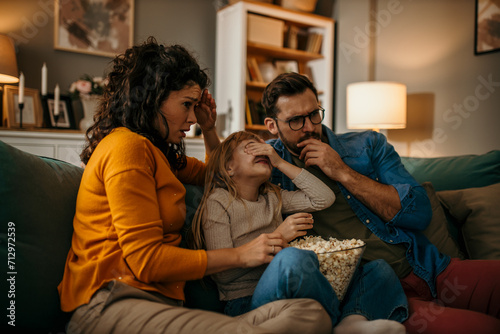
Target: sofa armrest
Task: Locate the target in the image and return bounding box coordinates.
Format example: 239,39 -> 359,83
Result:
0,141 -> 83,331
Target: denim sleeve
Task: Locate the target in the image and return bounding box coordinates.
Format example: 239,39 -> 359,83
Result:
370,133 -> 432,230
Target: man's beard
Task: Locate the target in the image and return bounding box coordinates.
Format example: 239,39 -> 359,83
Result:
277,126 -> 321,156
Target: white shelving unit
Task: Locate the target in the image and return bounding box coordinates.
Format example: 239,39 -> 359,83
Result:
215,0 -> 335,136
0,129 -> 207,166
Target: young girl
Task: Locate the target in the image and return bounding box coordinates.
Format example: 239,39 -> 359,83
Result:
191,131 -> 408,333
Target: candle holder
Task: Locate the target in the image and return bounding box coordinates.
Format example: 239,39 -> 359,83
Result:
18,102 -> 24,128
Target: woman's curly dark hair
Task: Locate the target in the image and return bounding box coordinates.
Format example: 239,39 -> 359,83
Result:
80,36 -> 209,170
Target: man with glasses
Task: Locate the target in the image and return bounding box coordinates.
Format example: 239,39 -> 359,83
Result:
262,72 -> 500,334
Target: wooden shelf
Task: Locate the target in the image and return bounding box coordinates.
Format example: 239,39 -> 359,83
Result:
246,81 -> 268,89
247,42 -> 323,62
245,124 -> 267,131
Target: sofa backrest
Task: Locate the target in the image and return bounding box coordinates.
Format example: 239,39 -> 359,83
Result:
0,140 -> 83,332
400,150 -> 500,191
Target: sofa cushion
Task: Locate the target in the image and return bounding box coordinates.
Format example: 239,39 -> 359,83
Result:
437,183 -> 500,260
421,182 -> 463,259
181,184 -> 225,313
0,141 -> 83,331
400,150 -> 500,191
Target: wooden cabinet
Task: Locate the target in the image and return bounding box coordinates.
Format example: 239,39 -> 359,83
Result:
215,0 -> 334,137
0,129 -> 207,166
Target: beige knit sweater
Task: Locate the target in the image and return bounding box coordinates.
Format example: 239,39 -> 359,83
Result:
202,169 -> 335,301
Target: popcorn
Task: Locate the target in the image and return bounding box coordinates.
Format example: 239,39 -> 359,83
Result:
290,236 -> 365,301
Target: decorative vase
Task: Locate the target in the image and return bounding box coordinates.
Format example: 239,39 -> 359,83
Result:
80,95 -> 99,131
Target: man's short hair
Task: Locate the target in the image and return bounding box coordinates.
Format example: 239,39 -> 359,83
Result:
261,72 -> 318,118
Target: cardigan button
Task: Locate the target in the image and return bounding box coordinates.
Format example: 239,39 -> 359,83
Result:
347,195 -> 351,199
389,240 -> 394,243
366,219 -> 370,224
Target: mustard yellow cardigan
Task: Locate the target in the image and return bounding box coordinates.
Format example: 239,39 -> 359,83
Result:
58,128 -> 207,312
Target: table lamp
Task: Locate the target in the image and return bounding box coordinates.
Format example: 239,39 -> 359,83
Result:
0,34 -> 19,84
347,81 -> 407,132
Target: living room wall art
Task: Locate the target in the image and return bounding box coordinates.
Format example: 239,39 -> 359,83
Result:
475,0 -> 500,55
2,85 -> 43,128
54,0 -> 134,57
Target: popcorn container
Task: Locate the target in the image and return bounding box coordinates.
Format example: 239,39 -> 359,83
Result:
290,236 -> 366,301
316,244 -> 366,301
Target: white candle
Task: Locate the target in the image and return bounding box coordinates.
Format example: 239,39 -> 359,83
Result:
41,63 -> 47,96
54,84 -> 60,116
18,72 -> 25,104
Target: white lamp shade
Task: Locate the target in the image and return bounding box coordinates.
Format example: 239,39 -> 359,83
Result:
0,34 -> 19,83
347,81 -> 407,131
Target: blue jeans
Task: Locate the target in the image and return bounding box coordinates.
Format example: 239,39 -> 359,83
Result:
224,248 -> 408,326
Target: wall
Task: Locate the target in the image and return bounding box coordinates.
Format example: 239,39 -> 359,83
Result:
2,0 -> 499,157
334,0 -> 500,157
0,0 -> 217,121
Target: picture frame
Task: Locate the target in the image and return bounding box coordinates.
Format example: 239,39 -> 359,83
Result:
54,0 -> 134,57
475,0 -> 500,55
41,94 -> 76,129
2,85 -> 43,128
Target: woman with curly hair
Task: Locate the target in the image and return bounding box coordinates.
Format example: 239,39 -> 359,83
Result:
57,37 -> 332,334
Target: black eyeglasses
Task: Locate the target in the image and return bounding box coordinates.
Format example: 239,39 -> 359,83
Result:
274,107 -> 325,131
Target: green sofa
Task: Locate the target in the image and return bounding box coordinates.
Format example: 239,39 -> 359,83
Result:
1,139 -> 499,333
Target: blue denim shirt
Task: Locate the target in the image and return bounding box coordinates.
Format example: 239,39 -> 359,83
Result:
267,126 -> 450,296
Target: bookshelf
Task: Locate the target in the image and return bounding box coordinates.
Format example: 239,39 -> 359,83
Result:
215,0 -> 334,138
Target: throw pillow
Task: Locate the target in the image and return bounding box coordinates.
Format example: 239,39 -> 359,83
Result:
421,182 -> 463,259
437,183 -> 500,260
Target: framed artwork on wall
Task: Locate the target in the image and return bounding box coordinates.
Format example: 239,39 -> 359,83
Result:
41,94 -> 76,129
475,0 -> 500,55
54,0 -> 134,57
2,85 -> 44,128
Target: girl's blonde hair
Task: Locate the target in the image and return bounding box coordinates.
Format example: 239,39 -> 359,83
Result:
188,131 -> 282,250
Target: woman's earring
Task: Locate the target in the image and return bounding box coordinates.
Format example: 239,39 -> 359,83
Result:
228,170 -> 234,177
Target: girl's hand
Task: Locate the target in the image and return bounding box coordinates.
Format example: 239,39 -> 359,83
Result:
236,233 -> 286,267
244,141 -> 284,168
274,213 -> 314,242
195,89 -> 217,132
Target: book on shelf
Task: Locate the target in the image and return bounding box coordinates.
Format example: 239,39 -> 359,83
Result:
247,56 -> 264,83
305,27 -> 323,54
285,24 -> 300,49
246,98 -> 266,125
284,24 -> 323,54
245,96 -> 253,126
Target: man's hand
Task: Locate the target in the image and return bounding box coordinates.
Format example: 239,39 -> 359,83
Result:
297,138 -> 401,221
298,138 -> 349,182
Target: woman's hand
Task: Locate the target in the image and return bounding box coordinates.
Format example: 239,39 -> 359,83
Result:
205,233 -> 286,275
195,89 -> 217,132
274,213 -> 313,242
235,232 -> 286,268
